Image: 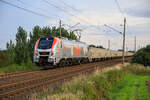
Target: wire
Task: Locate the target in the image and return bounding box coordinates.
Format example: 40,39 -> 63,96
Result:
16,0 -> 61,19
17,0 -> 46,11
42,0 -> 103,32
114,0 -> 124,18
104,24 -> 122,35
59,0 -> 80,12
42,0 -> 74,16
1,0 -> 106,35
0,0 -> 52,19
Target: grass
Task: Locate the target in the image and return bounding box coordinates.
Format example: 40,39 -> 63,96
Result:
126,63 -> 150,75
35,63 -> 150,100
0,63 -> 39,74
111,74 -> 150,100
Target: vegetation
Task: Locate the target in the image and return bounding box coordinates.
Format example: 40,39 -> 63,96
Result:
0,64 -> 39,74
131,45 -> 150,66
0,50 -> 8,67
36,64 -> 150,100
89,44 -> 105,49
0,26 -> 77,74
111,74 -> 150,100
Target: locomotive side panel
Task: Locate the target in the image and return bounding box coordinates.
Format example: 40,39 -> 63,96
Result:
53,39 -> 89,65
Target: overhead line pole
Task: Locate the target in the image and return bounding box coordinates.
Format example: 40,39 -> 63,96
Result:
108,40 -> 110,50
104,17 -> 126,65
122,17 -> 126,65
59,20 -> 62,37
134,36 -> 136,52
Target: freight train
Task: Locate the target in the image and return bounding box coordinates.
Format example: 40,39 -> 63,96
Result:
33,36 -> 133,69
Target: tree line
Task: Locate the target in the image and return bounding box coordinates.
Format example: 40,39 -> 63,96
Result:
89,44 -> 105,49
0,26 -> 77,67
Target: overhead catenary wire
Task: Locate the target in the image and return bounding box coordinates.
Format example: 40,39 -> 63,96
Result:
104,24 -> 122,35
2,0 -> 103,34
0,0 -> 53,19
16,0 -> 61,19
114,0 -> 125,18
42,0 -> 103,32
58,0 -> 80,12
42,0 -> 75,17
114,0 -> 136,51
52,0 -> 103,32
2,0 -> 108,36
114,0 -> 134,37
17,0 -> 49,12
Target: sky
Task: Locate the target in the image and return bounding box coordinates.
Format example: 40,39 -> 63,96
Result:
0,0 -> 150,51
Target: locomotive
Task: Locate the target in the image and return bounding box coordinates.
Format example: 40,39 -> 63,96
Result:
34,36 -> 89,68
34,36 -> 133,69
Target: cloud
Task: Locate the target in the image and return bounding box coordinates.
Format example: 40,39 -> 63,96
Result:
63,10 -> 150,50
122,0 -> 150,18
125,7 -> 150,18
41,0 -> 150,51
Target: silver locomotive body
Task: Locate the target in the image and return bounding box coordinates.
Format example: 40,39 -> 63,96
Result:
34,37 -> 89,68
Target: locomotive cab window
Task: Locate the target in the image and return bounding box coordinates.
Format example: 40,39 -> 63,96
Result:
38,37 -> 54,49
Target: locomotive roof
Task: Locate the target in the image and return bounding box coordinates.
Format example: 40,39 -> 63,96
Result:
39,36 -> 86,44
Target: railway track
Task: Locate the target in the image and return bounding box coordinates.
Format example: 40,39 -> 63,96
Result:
0,70 -> 41,82
0,57 -> 130,100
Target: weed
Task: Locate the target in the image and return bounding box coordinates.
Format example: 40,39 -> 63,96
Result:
0,64 -> 39,74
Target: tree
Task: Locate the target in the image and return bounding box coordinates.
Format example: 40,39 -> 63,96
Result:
6,40 -> 15,64
89,44 -> 96,48
15,27 -> 28,64
51,26 -> 59,36
131,45 -> 150,66
96,45 -> 105,49
69,31 -> 77,40
28,26 -> 42,61
41,26 -> 51,37
89,44 -> 105,49
61,27 -> 69,38
0,50 -> 8,67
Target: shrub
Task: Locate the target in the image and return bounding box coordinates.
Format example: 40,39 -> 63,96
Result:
0,50 -> 8,67
131,45 -> 150,66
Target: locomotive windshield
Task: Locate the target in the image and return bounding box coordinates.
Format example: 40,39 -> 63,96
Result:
38,38 -> 54,49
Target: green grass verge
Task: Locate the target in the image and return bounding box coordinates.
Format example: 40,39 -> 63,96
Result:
0,64 -> 39,74
111,74 -> 150,100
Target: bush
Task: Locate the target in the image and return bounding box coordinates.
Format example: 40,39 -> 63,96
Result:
131,45 -> 150,66
0,50 -> 8,67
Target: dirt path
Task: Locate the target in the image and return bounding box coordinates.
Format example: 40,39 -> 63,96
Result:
146,80 -> 150,95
